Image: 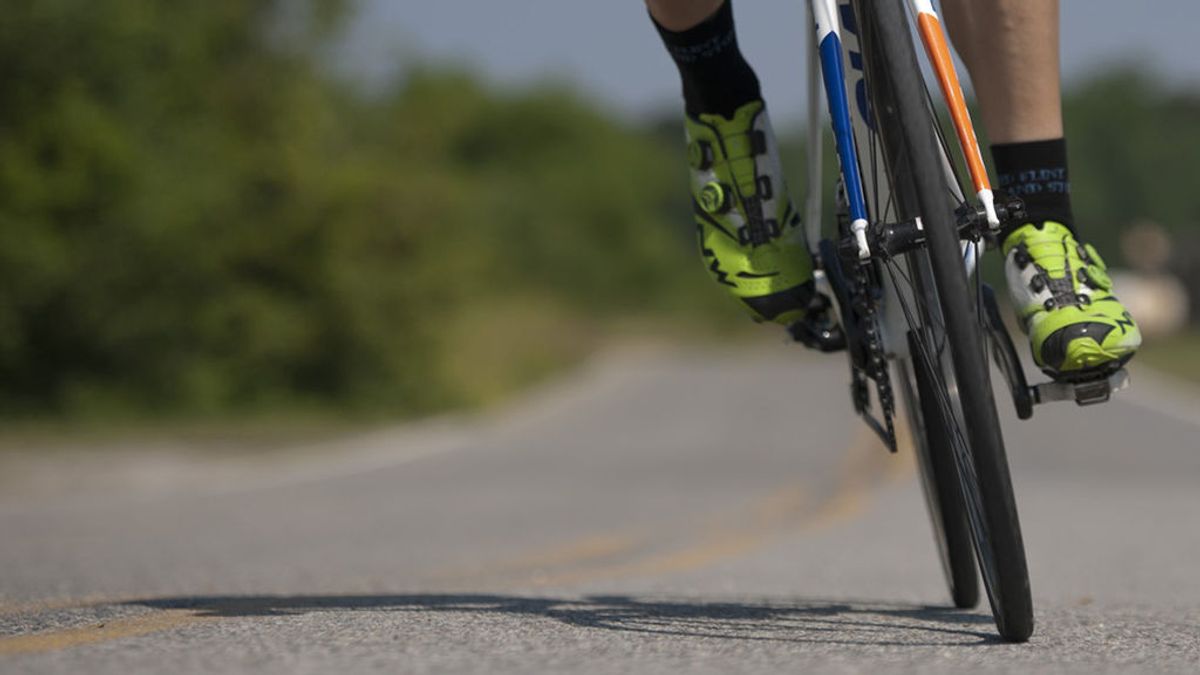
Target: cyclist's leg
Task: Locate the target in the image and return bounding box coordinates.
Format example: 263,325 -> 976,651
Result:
940,0 -> 1063,144
646,0 -> 724,33
941,0 -> 1141,378
648,0 -> 815,327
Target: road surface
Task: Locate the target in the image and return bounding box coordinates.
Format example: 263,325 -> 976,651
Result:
1,345 -> 1198,673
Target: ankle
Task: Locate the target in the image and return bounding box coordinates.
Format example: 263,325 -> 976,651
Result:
991,138 -> 1076,241
652,0 -> 761,118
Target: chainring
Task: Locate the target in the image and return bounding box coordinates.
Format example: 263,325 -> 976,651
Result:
818,229 -> 898,452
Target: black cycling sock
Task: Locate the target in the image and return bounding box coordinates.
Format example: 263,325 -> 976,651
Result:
991,138 -> 1077,239
652,1 -> 761,119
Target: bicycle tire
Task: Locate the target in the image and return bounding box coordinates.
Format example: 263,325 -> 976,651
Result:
898,352 -> 979,609
858,0 -> 1033,641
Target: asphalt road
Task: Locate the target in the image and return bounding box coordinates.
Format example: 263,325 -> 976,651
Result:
1,344 -> 1198,673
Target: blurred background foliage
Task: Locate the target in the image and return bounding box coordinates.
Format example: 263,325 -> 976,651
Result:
0,0 -> 1197,423
0,0 -> 732,422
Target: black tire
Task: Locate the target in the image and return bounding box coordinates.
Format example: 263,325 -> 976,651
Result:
899,352 -> 979,609
857,0 -> 1034,641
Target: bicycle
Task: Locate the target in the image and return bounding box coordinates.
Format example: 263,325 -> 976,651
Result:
788,0 -> 1132,643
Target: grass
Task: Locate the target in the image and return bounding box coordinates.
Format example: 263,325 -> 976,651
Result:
0,409 -> 385,457
0,305 -> 762,457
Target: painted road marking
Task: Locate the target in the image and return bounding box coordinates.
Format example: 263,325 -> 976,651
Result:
434,531 -> 649,583
0,609 -> 215,656
0,423 -> 915,656
524,426 -> 910,586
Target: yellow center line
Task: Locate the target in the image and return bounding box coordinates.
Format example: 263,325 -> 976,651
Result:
500,533 -> 646,570
2,423 -> 921,655
432,531 -> 650,583
0,609 -> 215,656
435,424 -> 909,588
527,426 -> 912,586
0,597 -> 97,618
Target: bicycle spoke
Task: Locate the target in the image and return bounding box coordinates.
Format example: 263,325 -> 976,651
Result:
870,114 -> 883,221
884,254 -> 999,601
922,82 -> 969,208
883,258 -> 967,450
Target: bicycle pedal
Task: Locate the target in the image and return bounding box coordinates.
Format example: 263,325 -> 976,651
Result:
789,269 -> 848,352
1030,369 -> 1130,407
788,302 -> 846,353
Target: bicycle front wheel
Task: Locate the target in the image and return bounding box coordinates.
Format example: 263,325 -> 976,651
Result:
857,0 -> 1034,642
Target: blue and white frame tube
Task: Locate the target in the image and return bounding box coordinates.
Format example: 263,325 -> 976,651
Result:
812,0 -> 870,258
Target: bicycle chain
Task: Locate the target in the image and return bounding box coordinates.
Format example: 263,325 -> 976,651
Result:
832,181 -> 897,451
849,257 -> 898,451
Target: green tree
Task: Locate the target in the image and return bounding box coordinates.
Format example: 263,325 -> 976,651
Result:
0,2 -> 730,419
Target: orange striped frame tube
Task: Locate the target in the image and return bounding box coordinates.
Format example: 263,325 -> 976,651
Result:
909,0 -> 998,226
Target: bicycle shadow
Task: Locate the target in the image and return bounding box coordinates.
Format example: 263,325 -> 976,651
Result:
131,593 -> 1002,647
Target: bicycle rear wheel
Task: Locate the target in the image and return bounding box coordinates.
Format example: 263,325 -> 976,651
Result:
897,350 -> 979,609
845,1 -> 977,613
856,0 -> 1033,642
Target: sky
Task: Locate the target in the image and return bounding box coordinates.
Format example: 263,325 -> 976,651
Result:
334,1 -> 1200,125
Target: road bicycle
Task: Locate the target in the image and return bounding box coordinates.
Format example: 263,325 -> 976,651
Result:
788,0 -> 1131,642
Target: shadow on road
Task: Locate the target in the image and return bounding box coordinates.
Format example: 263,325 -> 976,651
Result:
131,594 -> 1000,646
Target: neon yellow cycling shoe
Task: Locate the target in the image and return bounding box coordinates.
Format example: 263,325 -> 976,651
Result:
686,100 -> 814,326
1003,221 -> 1141,380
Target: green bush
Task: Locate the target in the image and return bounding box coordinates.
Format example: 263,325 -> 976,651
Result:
0,1 -> 729,419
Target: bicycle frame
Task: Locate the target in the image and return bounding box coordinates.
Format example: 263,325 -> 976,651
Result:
803,0 -> 1130,414
804,0 -> 990,358
800,4 -> 1121,640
